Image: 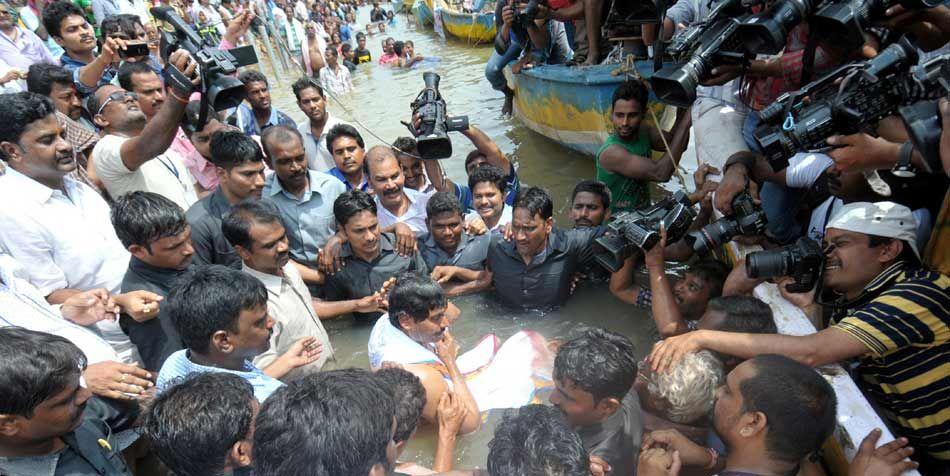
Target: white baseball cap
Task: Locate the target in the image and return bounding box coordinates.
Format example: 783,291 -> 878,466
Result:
826,201 -> 919,258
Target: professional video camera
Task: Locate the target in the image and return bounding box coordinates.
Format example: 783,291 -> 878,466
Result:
150,6 -> 258,128
651,0 -> 750,107
686,190 -> 767,256
746,237 -> 824,292
593,191 -> 697,273
752,38 -> 949,171
406,72 -> 470,160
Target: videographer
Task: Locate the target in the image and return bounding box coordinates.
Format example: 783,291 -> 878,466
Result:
487,0 -> 573,114
648,201 -> 950,473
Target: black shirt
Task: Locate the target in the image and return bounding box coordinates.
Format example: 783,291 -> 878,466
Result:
577,391 -> 643,476
119,257 -> 186,371
486,226 -> 605,309
355,47 -> 372,64
185,188 -> 241,269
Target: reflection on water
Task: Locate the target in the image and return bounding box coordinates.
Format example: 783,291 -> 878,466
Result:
260,5 -> 656,469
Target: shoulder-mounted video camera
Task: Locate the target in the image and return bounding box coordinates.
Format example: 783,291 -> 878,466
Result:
151,6 -> 258,129
593,191 -> 697,273
404,72 -> 470,160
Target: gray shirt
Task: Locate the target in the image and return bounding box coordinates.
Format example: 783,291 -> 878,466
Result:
185,188 -> 241,269
577,391 -> 643,476
486,226 -> 604,309
417,230 -> 490,271
263,170 -> 346,265
323,233 -> 428,321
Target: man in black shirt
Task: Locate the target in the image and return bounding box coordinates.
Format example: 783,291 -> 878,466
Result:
550,328 -> 642,476
354,32 -> 372,64
186,130 -> 266,269
113,191 -> 192,371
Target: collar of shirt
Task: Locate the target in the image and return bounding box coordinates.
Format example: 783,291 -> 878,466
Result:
128,256 -> 186,290
838,261 -> 909,310
268,169 -> 334,202
498,228 -> 570,263
340,232 -> 396,260
3,167 -> 77,204
306,112 -> 340,141
329,166 -> 371,191
422,229 -> 474,256
59,52 -> 87,68
241,263 -> 285,295
376,186 -> 424,214
206,186 -> 234,217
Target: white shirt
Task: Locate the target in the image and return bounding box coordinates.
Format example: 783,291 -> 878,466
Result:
243,262 -> 334,381
466,204 -> 512,232
0,254 -> 120,364
92,134 -> 199,211
319,63 -> 354,97
300,112 -> 350,172
376,187 -> 431,234
0,169 -> 138,364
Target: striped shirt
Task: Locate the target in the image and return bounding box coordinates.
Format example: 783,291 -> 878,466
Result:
831,261 -> 950,461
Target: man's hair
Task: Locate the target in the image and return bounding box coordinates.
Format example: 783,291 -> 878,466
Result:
464,149 -> 486,169
554,328 -> 636,402
222,200 -> 284,251
334,189 -> 377,227
374,367 -> 426,443
387,273 -> 447,328
111,191 -> 188,251
487,404 -> 589,476
26,64 -> 73,96
611,79 -> 648,111
0,327 -> 87,417
261,124 -> 304,158
181,101 -> 226,136
356,31 -> 366,40
117,61 -> 156,92
513,187 -> 554,221
707,296 -> 777,334
167,265 -> 268,354
646,351 -> 723,424
686,260 -> 730,299
392,136 -> 417,156
468,164 -> 507,195
742,355 -> 837,465
325,123 -> 365,155
571,179 -> 611,210
99,14 -> 127,39
292,76 -> 324,101
0,92 -> 58,162
253,369 -> 396,476
393,40 -> 405,55
341,43 -> 352,54
426,191 -> 462,220
210,130 -> 264,170
42,1 -> 85,38
238,70 -> 269,87
867,235 -> 921,266
142,372 -> 256,476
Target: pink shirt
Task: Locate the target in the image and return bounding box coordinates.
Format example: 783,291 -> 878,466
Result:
170,128 -> 219,191
378,52 -> 399,66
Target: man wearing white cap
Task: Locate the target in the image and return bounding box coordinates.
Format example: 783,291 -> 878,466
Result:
648,201 -> 950,471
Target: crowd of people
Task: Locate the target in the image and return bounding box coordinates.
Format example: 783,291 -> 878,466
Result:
0,0 -> 948,475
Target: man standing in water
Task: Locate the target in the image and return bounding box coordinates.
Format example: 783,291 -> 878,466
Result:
367,274 -> 481,435
292,78 -> 352,172
231,70 -> 297,136
596,79 -> 691,212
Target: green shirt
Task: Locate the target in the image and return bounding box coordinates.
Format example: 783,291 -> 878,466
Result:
596,130 -> 652,212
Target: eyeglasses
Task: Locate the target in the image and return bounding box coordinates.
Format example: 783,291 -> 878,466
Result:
96,91 -> 138,116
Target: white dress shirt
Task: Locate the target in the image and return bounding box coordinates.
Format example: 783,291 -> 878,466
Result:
319,64 -> 354,97
0,168 -> 138,364
244,262 -> 334,381
300,112 -> 350,172
0,255 -> 120,364
376,187 -> 431,234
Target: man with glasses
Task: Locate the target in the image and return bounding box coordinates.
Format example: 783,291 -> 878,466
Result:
89,77 -> 200,208
650,201 -> 950,472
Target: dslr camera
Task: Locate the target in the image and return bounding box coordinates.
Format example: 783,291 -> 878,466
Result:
406,72 -> 470,160
746,237 -> 824,293
150,6 -> 258,127
516,0 -> 547,27
593,191 -> 697,273
686,190 -> 767,256
752,38 -> 949,171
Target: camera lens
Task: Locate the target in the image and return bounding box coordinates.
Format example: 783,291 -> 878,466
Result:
651,60 -> 703,108
746,249 -> 790,279
737,0 -> 814,55
811,0 -> 870,50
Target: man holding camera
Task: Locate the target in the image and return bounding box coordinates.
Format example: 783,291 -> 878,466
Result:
649,201 -> 950,471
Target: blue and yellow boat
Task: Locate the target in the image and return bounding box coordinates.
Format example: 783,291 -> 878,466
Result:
412,0 -> 434,26
506,61 -> 665,157
436,0 -> 496,44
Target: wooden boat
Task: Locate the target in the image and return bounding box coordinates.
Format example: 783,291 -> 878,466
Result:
435,0 -> 496,44
505,60 -> 667,157
412,0 -> 434,26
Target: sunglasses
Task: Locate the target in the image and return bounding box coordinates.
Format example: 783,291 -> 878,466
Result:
96,91 -> 138,116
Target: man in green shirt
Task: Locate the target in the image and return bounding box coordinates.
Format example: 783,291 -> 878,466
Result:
596,79 -> 691,212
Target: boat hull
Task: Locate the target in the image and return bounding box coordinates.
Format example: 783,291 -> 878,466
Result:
438,3 -> 496,44
506,62 -> 665,157
412,0 -> 434,25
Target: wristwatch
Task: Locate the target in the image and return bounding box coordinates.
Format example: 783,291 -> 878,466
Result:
891,141 -> 917,178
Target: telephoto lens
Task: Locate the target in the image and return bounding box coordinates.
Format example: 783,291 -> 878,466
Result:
746,237 -> 824,293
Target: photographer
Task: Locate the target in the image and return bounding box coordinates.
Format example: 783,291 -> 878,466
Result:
649,201 -> 950,473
